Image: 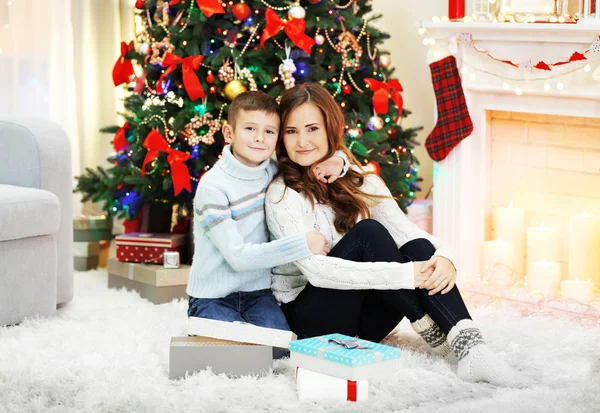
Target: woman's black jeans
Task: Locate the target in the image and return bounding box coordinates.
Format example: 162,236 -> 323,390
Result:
281,219 -> 472,342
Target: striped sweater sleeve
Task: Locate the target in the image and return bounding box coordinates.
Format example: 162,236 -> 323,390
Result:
265,180 -> 416,291
194,186 -> 312,272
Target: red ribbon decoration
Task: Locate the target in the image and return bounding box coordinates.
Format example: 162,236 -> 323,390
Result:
347,380 -> 357,402
169,0 -> 224,17
364,78 -> 404,122
112,41 -> 135,87
142,130 -> 192,196
113,122 -> 130,152
260,8 -> 315,55
553,51 -> 587,67
156,53 -> 205,101
534,61 -> 551,71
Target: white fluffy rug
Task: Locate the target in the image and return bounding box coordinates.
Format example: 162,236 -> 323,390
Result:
1,270 -> 600,413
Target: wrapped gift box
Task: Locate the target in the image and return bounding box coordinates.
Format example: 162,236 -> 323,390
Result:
107,258 -> 189,287
115,232 -> 185,264
74,256 -> 99,272
406,200 -> 433,234
73,215 -> 113,242
108,274 -> 187,304
98,240 -> 110,267
296,367 -> 368,402
289,333 -> 401,381
169,336 -> 272,380
188,317 -> 296,349
73,241 -> 100,271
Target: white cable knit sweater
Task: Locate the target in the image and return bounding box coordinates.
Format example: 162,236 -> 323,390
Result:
265,172 -> 459,304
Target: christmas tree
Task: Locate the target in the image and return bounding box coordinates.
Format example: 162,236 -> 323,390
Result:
75,0 -> 423,227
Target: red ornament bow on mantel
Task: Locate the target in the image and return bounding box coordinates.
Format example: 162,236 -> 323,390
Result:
113,122 -> 130,152
156,53 -> 205,101
169,0 -> 225,17
142,130 -> 192,196
364,78 -> 404,122
260,9 -> 315,55
112,41 -> 135,87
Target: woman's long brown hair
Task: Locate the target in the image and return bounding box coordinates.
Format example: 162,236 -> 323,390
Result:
274,83 -> 386,234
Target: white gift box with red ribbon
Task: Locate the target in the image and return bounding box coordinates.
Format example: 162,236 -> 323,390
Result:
296,367 -> 368,402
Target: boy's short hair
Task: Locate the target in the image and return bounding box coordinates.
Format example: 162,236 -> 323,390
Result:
227,91 -> 279,130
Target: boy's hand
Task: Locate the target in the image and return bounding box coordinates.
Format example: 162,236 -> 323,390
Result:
313,156 -> 345,184
306,232 -> 330,255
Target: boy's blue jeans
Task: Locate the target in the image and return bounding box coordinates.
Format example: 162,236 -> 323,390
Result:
188,289 -> 290,358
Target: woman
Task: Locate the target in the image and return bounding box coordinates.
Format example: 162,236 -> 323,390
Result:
265,83 -> 526,387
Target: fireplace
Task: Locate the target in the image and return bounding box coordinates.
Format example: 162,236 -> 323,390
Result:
421,22 -> 600,316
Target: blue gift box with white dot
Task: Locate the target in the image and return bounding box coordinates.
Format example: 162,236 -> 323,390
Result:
289,333 -> 401,380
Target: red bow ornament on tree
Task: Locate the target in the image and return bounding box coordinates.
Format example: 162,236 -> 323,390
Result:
113,122 -> 130,152
169,0 -> 224,17
112,41 -> 135,87
141,130 -> 192,196
260,9 -> 315,55
364,78 -> 404,123
156,53 -> 205,101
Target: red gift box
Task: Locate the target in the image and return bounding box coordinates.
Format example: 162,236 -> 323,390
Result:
115,232 -> 186,264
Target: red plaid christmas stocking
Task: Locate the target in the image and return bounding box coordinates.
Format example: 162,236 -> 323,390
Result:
425,55 -> 473,161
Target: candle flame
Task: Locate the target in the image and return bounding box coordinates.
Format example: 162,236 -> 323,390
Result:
497,236 -> 503,242
543,258 -> 547,264
540,221 -> 545,230
508,201 -> 514,208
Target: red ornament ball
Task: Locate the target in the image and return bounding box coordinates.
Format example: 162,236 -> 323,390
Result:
135,0 -> 145,9
209,85 -> 217,95
232,3 -> 251,20
308,0 -> 321,3
365,161 -> 381,175
206,72 -> 215,84
342,84 -> 351,95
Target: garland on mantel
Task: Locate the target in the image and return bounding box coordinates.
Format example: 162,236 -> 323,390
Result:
458,33 -> 600,71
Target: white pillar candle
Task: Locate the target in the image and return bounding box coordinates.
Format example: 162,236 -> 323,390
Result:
527,259 -> 561,297
567,209 -> 600,286
561,279 -> 594,302
492,202 -> 526,276
527,221 -> 559,266
584,0 -> 590,18
481,238 -> 516,286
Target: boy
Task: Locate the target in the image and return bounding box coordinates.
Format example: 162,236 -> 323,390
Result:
187,91 -> 347,332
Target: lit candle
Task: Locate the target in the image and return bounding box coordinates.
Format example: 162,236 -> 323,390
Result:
527,259 -> 561,297
568,209 -> 600,286
448,0 -> 465,20
481,238 -> 516,286
584,0 -> 590,18
526,221 -> 559,275
492,201 -> 526,277
561,279 -> 594,302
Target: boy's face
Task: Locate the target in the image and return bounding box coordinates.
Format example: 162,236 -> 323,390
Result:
222,110 -> 280,167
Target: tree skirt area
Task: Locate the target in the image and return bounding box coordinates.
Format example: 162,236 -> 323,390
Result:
1,270 -> 599,413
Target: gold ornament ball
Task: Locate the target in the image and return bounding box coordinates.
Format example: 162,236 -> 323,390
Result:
224,80 -> 247,101
288,5 -> 306,20
367,115 -> 384,131
315,34 -> 325,45
379,54 -> 392,68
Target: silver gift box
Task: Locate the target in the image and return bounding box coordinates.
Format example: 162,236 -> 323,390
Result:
169,336 -> 273,379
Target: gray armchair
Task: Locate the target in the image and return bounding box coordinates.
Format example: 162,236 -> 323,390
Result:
0,117 -> 74,325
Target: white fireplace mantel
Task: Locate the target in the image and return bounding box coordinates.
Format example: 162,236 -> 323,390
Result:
419,22 -> 600,282
422,22 -> 600,43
